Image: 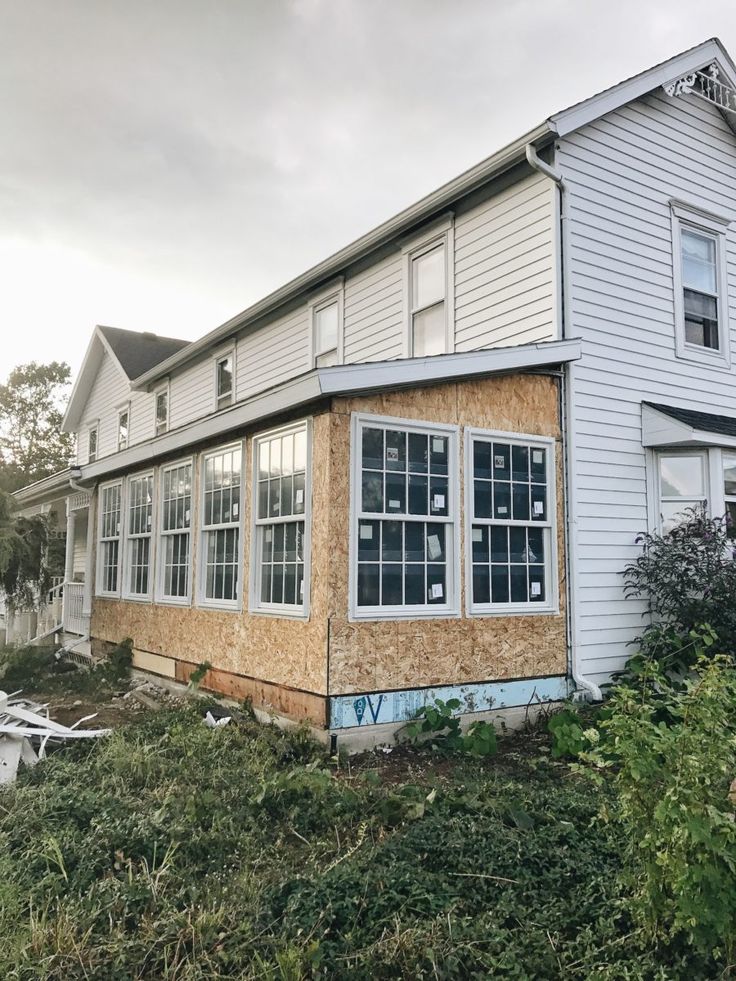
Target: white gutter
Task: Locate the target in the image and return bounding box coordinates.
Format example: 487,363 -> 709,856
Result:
525,144 -> 602,702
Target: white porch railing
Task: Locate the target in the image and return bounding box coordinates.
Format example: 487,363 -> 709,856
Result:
63,582 -> 87,636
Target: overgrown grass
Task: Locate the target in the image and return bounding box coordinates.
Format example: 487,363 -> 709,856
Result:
0,705 -> 723,979
0,640 -> 132,697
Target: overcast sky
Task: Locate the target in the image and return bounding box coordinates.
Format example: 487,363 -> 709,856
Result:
2,0 -> 736,383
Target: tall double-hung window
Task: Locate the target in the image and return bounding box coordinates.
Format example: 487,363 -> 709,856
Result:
200,444 -> 242,607
252,422 -> 309,614
158,460 -> 192,602
467,430 -> 556,612
125,473 -> 154,598
97,482 -> 122,595
672,203 -> 730,366
405,223 -> 454,358
352,415 -> 458,617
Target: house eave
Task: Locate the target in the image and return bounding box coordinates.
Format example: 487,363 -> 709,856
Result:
642,402 -> 736,449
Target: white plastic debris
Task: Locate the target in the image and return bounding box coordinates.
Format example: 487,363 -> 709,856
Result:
0,690 -> 110,784
203,711 -> 231,729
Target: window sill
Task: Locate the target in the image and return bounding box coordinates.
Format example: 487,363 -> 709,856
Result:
249,605 -> 309,620
675,340 -> 731,371
196,598 -> 242,613
349,606 -> 460,622
154,595 -> 192,608
468,603 -> 559,617
121,594 -> 154,604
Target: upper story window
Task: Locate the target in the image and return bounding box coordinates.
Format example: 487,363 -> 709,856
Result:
215,353 -> 233,410
671,202 -> 730,367
403,220 -> 454,359
88,425 -> 98,463
351,414 -> 459,618
199,444 -> 242,608
158,460 -> 192,603
252,422 -> 310,615
125,473 -> 154,598
155,388 -> 169,436
97,481 -> 121,595
118,407 -> 129,451
313,299 -> 340,367
468,430 -> 556,613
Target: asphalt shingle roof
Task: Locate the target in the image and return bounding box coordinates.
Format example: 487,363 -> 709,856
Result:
98,325 -> 190,380
643,401 -> 736,439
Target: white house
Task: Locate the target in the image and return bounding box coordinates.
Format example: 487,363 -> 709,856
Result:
13,37 -> 736,735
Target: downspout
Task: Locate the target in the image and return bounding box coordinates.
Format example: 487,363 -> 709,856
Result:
525,144 -> 602,701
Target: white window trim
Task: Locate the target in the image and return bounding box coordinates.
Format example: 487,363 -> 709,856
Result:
122,469 -> 155,602
249,419 -> 313,619
155,456 -> 194,606
671,201 -> 731,369
349,411 -> 461,621
117,402 -> 131,452
196,440 -> 244,612
154,381 -> 170,437
402,216 -> 455,359
464,428 -> 558,617
651,447 -> 712,534
308,279 -> 344,369
87,422 -> 99,464
96,479 -> 123,597
213,345 -> 236,412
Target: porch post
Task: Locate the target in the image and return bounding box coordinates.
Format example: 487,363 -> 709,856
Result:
63,500 -> 76,629
83,507 -> 94,621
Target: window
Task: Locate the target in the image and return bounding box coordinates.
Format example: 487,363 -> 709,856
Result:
404,224 -> 454,358
155,388 -> 168,436
97,482 -> 122,595
351,415 -> 458,618
158,460 -> 192,602
118,407 -> 129,451
125,473 -> 153,598
88,426 -> 98,463
657,452 -> 707,532
215,353 -> 233,409
671,203 -> 730,365
252,423 -> 309,614
200,444 -> 242,607
467,431 -> 555,612
724,452 -> 736,539
312,299 -> 340,367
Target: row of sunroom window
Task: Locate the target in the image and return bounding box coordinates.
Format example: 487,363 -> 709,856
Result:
95,414 -> 558,619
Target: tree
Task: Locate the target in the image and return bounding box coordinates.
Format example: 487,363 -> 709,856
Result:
0,487 -> 50,611
0,361 -> 75,493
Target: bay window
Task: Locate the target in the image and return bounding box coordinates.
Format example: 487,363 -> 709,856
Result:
351,415 -> 458,618
252,422 -> 309,614
158,460 -> 192,602
97,481 -> 122,595
467,430 -> 555,612
125,472 -> 154,598
200,444 -> 242,607
657,452 -> 707,532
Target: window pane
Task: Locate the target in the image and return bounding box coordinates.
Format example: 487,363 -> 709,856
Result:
362,472 -> 383,512
358,521 -> 380,561
405,523 -> 425,562
426,565 -> 446,604
659,456 -> 704,497
473,441 -> 492,480
682,229 -> 717,293
512,483 -> 530,521
491,565 -> 509,604
473,565 -> 490,604
408,473 -> 428,514
315,301 -> 338,355
724,453 -> 736,497
358,564 -> 379,606
362,427 -> 383,470
408,433 -> 428,473
472,525 -> 488,563
385,472 -> 406,513
405,564 -> 425,605
382,521 -> 402,562
385,430 -> 406,471
217,356 -> 232,397
429,476 -> 448,516
412,303 -> 445,357
381,564 -> 402,605
684,289 -> 718,349
412,244 -> 445,308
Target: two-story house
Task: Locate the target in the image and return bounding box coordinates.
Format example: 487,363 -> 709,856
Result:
13,38 -> 736,740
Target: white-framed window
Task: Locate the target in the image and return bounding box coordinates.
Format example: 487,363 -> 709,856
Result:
466,429 -> 557,614
88,425 -> 98,464
157,459 -> 192,603
671,202 -> 730,367
155,386 -> 169,436
350,413 -> 459,619
251,421 -> 310,616
403,221 -> 454,358
96,481 -> 122,596
199,443 -> 242,608
214,351 -> 234,410
309,285 -> 343,368
124,472 -> 154,599
656,451 -> 709,532
723,451 -> 736,539
118,405 -> 130,451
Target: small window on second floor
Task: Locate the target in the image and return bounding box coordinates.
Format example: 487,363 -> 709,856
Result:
408,238 -> 450,358
118,408 -> 129,451
88,426 -> 98,463
216,354 -> 233,409
313,299 -> 339,367
155,389 -> 168,436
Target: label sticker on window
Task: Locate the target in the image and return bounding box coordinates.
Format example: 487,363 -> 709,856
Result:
495,455 -> 506,468
432,437 -> 445,453
497,506 -> 508,515
147,514 -> 152,527
427,534 -> 442,559
533,500 -> 544,515
386,446 -> 399,463
389,499 -> 401,509
472,528 -> 483,542
532,449 -> 544,465
430,582 -> 444,599
300,580 -> 304,599
432,493 -> 445,510
295,489 -> 304,505
233,503 -> 239,518
531,582 -> 542,597
359,525 -> 373,540
185,509 -> 190,523
265,529 -> 272,542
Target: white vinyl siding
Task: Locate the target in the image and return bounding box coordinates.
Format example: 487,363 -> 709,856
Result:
343,252 -> 404,363
78,352 -> 128,462
236,306 -> 311,402
169,359 -> 216,430
558,89 -> 736,687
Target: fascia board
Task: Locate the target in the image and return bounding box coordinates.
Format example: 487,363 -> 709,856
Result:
61,332 -> 104,432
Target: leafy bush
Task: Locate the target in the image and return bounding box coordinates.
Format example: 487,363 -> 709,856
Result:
624,507 -> 736,660
403,697 -> 497,756
547,707 -> 585,758
586,654 -> 736,959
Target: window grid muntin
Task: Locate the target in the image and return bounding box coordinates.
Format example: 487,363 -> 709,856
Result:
125,473 -> 153,597
201,446 -> 241,605
159,461 -> 192,600
355,418 -> 456,613
469,433 -> 553,611
98,482 -> 121,594
254,425 -> 308,611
